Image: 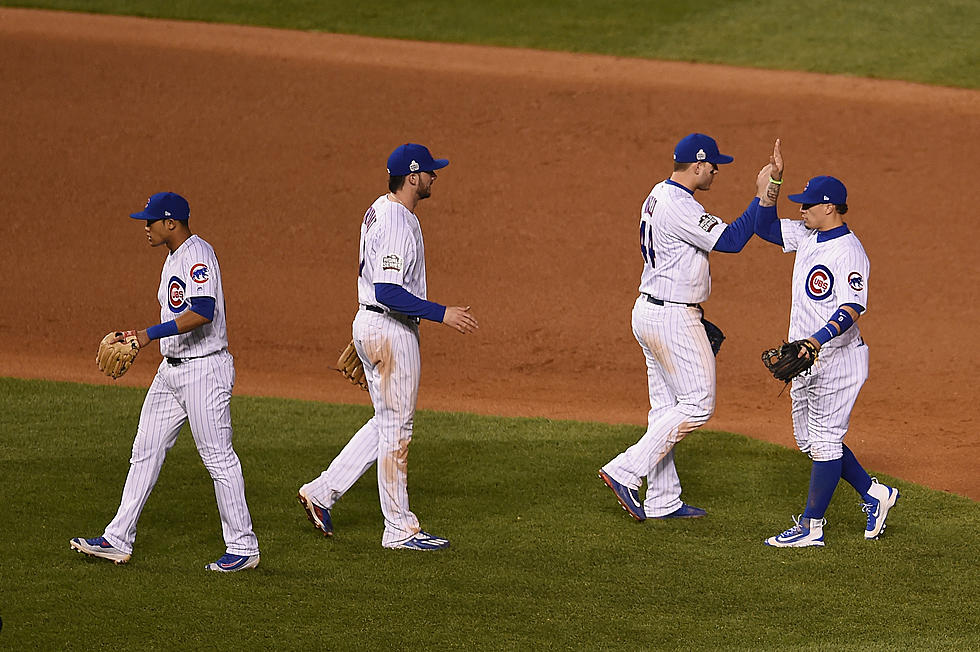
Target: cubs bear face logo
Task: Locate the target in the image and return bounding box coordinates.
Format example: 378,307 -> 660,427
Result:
848,272 -> 865,291
805,265 -> 834,301
168,276 -> 188,313
190,263 -> 210,283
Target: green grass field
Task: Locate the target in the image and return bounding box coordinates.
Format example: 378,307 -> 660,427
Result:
1,378 -> 978,649
2,0 -> 977,88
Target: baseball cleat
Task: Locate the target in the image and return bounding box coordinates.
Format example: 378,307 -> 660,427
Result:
863,478 -> 899,540
386,531 -> 451,551
764,515 -> 826,547
70,536 -> 131,564
297,490 -> 333,537
597,469 -> 646,521
205,553 -> 260,572
651,503 -> 706,519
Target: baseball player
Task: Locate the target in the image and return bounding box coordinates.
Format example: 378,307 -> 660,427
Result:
754,140 -> 899,547
298,143 -> 478,550
70,192 -> 260,571
598,133 -> 761,521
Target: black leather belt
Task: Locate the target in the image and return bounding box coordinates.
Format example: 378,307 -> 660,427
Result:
166,353 -> 212,366
643,293 -> 700,308
362,304 -> 420,324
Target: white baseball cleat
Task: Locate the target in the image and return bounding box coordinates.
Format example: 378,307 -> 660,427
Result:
385,531 -> 450,551
70,536 -> 131,564
764,515 -> 826,547
863,478 -> 899,540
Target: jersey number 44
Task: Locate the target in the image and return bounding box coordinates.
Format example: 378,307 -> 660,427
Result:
640,219 -> 656,267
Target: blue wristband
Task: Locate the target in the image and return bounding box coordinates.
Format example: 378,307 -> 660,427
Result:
811,325 -> 837,346
832,306 -> 856,333
810,307 -> 857,346
146,320 -> 180,340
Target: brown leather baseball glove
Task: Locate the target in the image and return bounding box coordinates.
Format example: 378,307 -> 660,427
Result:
762,339 -> 819,383
97,330 -> 140,379
336,340 -> 367,391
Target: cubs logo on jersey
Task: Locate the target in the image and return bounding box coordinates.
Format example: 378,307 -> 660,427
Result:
168,276 -> 188,313
805,265 -> 834,301
848,272 -> 865,291
190,263 -> 210,283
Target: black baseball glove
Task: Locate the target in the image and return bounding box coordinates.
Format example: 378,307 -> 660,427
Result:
762,339 -> 819,383
701,318 -> 725,357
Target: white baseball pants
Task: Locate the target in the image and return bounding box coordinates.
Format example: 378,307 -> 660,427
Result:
791,340 -> 869,461
603,297 -> 715,516
303,309 -> 422,547
102,351 -> 259,556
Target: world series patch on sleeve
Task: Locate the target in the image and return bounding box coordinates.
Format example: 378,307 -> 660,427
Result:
96,331 -> 140,379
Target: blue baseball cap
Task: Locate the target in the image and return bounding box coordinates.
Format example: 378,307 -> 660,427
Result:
673,133 -> 734,165
129,192 -> 190,221
386,143 -> 449,176
788,176 -> 847,205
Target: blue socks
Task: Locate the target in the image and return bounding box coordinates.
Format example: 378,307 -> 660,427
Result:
800,446 -> 874,519
802,458 -> 842,520
840,444 -> 873,500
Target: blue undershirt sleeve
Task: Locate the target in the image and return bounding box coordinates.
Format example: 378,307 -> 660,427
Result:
188,296 -> 216,321
713,197 -> 759,253
375,283 -> 447,322
754,204 -> 783,246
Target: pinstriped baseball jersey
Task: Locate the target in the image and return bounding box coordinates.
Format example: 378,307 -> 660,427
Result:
358,194 -> 427,306
780,221 -> 869,348
302,192 -> 434,547
99,229 -> 258,559
638,180 -> 730,304
157,234 -> 227,358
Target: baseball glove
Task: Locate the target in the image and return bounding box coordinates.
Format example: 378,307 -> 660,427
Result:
97,330 -> 140,379
762,339 -> 819,383
336,340 -> 367,391
701,318 -> 725,357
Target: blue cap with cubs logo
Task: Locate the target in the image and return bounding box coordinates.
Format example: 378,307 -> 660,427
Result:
130,192 -> 190,221
386,143 -> 449,176
788,176 -> 847,205
673,133 -> 734,165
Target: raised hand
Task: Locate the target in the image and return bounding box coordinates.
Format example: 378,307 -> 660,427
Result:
769,138 -> 784,181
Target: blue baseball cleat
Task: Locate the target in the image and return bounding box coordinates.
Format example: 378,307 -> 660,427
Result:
205,553 -> 260,572
387,531 -> 451,551
863,478 -> 899,540
297,489 -> 333,537
70,536 -> 131,564
651,503 -> 707,519
598,468 -> 646,521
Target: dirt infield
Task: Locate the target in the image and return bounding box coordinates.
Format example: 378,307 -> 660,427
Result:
1,9 -> 977,499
